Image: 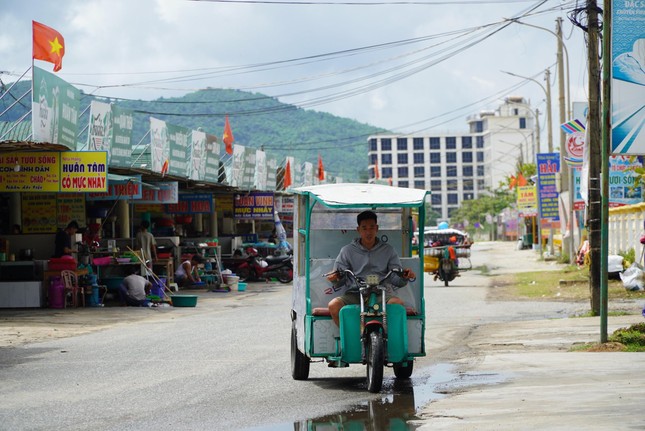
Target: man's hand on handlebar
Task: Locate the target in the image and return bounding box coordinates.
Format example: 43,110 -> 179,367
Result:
402,268 -> 416,281
325,270 -> 342,283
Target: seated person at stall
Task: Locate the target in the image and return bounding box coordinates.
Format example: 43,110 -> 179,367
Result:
174,254 -> 205,287
118,269 -> 152,307
53,221 -> 79,258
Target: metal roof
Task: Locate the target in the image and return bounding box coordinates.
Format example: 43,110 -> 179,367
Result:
293,183 -> 429,208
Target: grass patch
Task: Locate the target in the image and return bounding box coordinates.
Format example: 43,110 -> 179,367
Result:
493,265 -> 645,302
573,323 -> 645,352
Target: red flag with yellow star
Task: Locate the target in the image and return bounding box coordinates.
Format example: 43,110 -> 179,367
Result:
32,21 -> 65,72
223,115 -> 234,155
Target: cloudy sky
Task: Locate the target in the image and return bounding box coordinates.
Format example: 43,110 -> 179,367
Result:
1,0 -> 589,152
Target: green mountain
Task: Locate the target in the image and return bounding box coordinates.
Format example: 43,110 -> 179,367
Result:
0,81 -> 388,182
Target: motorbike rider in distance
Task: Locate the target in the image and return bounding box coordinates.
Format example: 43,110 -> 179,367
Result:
326,210 -> 416,327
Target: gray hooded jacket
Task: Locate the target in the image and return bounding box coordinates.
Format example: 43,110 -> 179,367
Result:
333,237 -> 408,293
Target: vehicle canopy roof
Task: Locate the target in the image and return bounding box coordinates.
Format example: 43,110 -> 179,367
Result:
292,183 -> 429,209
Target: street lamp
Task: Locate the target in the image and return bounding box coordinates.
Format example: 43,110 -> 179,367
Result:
501,70 -> 553,153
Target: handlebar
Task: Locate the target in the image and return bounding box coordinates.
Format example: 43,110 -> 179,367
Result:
323,267 -> 411,284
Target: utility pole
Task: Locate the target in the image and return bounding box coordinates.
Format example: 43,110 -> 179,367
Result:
544,69 -> 553,154
587,0 -> 602,316
556,18 -> 574,264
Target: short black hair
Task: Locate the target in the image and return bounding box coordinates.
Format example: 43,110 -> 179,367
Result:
191,254 -> 205,264
67,220 -> 79,230
357,210 -> 377,226
140,220 -> 150,229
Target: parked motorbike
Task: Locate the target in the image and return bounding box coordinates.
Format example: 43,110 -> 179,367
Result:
233,247 -> 293,283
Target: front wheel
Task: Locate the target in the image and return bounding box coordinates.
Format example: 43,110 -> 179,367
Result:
366,331 -> 384,393
393,360 -> 414,379
291,322 -> 310,380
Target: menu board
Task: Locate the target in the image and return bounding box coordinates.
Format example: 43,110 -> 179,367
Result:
21,193 -> 58,233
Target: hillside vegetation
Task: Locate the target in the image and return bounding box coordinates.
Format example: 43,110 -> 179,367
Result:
1,81 -> 387,181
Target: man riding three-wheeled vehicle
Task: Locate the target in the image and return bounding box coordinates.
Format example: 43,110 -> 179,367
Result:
290,183 -> 429,392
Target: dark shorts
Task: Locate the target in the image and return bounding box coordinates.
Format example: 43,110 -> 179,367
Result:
336,291 -> 395,306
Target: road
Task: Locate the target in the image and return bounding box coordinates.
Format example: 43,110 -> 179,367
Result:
0,241 -> 641,430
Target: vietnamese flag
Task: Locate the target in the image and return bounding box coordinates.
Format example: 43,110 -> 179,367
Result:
284,160 -> 292,189
374,159 -> 380,180
317,155 -> 325,181
223,115 -> 234,155
517,173 -> 528,187
509,174 -> 516,190
32,21 -> 65,72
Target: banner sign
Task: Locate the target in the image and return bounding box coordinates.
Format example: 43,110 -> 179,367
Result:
150,117 -> 169,175
139,182 -> 179,204
86,175 -> 142,201
574,155 -> 643,208
204,133 -> 220,184
0,152 -> 60,192
164,193 -> 213,214
0,151 -> 107,193
110,105 -> 134,168
87,100 -> 112,159
229,144 -> 246,187
234,191 -> 274,220
168,123 -> 190,177
611,0 -> 645,154
31,66 -> 80,150
60,151 -> 108,193
21,193 -> 58,233
516,185 -> 538,217
537,153 -> 560,221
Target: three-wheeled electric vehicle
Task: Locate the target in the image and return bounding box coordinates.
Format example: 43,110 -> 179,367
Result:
290,183 -> 429,392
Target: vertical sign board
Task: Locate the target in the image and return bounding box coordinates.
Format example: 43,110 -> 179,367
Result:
517,185 -> 538,217
87,100 -> 112,160
189,130 -> 207,181
31,66 -> 80,150
203,134 -> 220,184
168,123 -> 190,178
110,105 -> 134,168
150,117 -> 169,175
611,0 -> 645,154
537,153 -> 560,221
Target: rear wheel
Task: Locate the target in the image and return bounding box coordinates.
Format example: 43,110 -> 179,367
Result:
366,331 -> 384,393
393,360 -> 414,379
277,267 -> 293,283
291,322 -> 310,380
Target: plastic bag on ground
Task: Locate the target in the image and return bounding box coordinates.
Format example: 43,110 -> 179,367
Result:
620,263 -> 645,291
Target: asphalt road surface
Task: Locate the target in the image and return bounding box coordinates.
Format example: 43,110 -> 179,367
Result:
0,241 -> 639,430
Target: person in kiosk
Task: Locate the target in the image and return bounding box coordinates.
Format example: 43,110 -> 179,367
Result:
53,221 -> 79,258
326,210 -> 416,327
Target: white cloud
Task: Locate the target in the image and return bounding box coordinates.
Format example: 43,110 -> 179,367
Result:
1,0 -> 588,141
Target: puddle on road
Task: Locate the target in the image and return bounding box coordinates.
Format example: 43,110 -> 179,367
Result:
247,363 -> 508,431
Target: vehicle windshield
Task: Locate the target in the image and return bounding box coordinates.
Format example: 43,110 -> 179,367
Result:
310,207 -> 402,230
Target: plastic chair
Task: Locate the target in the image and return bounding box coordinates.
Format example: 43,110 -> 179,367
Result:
61,270 -> 84,308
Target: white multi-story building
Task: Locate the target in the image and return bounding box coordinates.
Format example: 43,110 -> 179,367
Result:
368,96 -> 537,221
